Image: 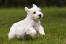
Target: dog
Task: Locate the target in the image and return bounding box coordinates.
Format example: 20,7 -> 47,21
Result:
8,4 -> 45,40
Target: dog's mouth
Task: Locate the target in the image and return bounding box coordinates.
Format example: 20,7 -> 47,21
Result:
38,16 -> 41,19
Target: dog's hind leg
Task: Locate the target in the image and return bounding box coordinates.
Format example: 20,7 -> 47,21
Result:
8,32 -> 15,40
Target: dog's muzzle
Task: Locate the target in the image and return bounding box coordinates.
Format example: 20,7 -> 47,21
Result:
38,14 -> 41,19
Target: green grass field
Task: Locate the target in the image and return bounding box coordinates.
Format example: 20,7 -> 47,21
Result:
0,7 -> 66,44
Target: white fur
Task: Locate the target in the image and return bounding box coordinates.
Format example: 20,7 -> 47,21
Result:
8,4 -> 45,40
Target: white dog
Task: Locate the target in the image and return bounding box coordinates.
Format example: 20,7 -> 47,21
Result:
8,4 -> 45,40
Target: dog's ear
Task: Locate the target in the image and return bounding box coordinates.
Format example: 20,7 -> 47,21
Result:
33,4 -> 37,7
25,7 -> 29,12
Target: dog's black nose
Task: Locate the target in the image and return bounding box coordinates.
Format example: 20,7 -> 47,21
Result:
38,14 -> 41,17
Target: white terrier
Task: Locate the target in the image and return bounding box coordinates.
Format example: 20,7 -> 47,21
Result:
8,4 -> 45,40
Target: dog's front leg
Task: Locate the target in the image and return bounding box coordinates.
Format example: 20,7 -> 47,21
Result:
26,27 -> 37,37
38,25 -> 45,35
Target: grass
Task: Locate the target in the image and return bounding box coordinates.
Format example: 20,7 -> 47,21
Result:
0,7 -> 66,44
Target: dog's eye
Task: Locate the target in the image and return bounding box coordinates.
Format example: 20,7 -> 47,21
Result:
33,12 -> 36,14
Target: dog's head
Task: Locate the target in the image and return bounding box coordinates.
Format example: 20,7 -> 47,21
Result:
25,4 -> 43,20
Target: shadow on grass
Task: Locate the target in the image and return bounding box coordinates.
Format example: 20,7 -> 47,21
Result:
8,34 -> 45,42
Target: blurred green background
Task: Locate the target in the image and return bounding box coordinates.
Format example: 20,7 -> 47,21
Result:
0,0 -> 66,44
0,0 -> 66,7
